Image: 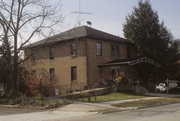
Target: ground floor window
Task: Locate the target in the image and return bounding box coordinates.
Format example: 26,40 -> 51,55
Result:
71,66 -> 77,81
111,67 -> 120,80
49,68 -> 55,81
31,70 -> 36,75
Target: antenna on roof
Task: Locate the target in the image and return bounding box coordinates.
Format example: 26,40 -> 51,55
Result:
71,0 -> 93,26
87,21 -> 92,27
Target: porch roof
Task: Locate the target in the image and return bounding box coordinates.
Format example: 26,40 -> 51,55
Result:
98,59 -> 131,67
98,57 -> 160,67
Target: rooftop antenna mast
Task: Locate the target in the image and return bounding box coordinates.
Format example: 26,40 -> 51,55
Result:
71,0 -> 92,26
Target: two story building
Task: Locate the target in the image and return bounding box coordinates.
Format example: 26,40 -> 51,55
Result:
23,26 -> 136,94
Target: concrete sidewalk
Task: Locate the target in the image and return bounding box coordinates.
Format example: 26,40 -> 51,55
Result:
0,108 -> 97,121
145,93 -> 180,97
100,97 -> 163,105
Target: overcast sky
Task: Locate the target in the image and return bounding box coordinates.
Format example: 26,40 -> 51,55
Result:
60,0 -> 180,39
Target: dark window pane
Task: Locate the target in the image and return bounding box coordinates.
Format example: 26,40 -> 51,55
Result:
127,46 -> 131,59
112,69 -> 120,80
96,42 -> 102,56
31,55 -> 36,63
31,70 -> 36,75
71,66 -> 77,81
71,42 -> 77,57
111,45 -> 119,57
49,68 -> 55,81
31,48 -> 36,63
49,46 -> 55,60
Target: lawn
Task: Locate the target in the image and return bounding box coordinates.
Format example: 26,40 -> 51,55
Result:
112,98 -> 180,108
78,93 -> 147,102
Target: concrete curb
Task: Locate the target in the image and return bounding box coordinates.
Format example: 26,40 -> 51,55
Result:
0,104 -> 20,108
100,107 -> 138,114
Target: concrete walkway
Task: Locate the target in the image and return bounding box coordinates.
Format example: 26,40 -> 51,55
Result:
59,102 -> 118,112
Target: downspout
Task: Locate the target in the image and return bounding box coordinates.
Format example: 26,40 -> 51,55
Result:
85,38 -> 89,88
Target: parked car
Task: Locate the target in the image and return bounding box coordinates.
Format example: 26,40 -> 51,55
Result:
156,83 -> 167,92
156,81 -> 179,92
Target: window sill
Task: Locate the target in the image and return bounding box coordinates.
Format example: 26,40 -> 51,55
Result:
111,56 -> 120,59
49,59 -> 55,61
97,55 -> 102,57
71,80 -> 78,83
71,55 -> 77,59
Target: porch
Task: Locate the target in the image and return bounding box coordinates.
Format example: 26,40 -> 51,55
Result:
98,57 -> 160,91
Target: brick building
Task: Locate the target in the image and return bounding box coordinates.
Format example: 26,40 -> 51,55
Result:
23,26 -> 136,94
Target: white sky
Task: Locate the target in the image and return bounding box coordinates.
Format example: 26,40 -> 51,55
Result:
59,0 -> 180,39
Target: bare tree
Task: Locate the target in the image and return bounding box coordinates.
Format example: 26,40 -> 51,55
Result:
0,0 -> 63,92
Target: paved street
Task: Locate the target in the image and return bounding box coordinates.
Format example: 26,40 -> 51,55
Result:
60,103 -> 180,121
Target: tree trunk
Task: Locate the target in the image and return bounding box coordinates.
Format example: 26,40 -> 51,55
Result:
4,33 -> 13,93
12,35 -> 18,92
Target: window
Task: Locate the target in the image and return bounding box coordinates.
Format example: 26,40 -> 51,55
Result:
111,68 -> 120,80
49,46 -> 55,60
96,42 -> 102,56
112,69 -> 117,80
71,66 -> 77,81
71,42 -> 77,57
31,70 -> 36,75
31,48 -> 36,63
31,54 -> 36,63
127,46 -> 131,59
111,45 -> 119,57
24,50 -> 27,57
49,68 -> 55,81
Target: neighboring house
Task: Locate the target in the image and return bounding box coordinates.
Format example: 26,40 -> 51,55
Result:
176,40 -> 180,52
23,26 -> 136,94
175,40 -> 180,64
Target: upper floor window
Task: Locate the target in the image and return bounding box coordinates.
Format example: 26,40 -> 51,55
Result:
127,46 -> 131,59
31,48 -> 36,63
49,45 -> 55,60
71,66 -> 77,82
49,68 -> 55,81
71,42 -> 77,57
111,45 -> 119,57
96,42 -> 102,56
24,50 -> 27,57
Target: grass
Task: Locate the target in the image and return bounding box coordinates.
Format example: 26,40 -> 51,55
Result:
78,92 -> 147,102
112,98 -> 180,108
